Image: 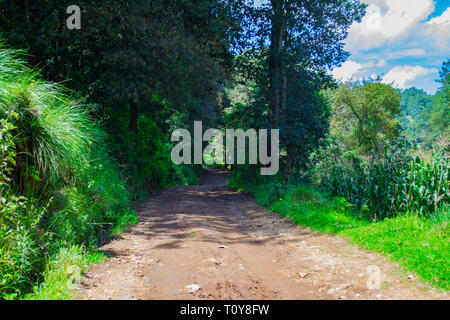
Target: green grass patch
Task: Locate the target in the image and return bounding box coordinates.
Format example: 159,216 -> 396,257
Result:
269,185 -> 370,234
342,213 -> 449,290
24,246 -> 106,300
111,214 -> 140,236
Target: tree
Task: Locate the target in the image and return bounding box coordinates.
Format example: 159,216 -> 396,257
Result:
328,82 -> 402,158
399,87 -> 434,141
238,0 -> 366,180
0,0 -> 243,128
427,59 -> 449,141
0,0 -> 244,189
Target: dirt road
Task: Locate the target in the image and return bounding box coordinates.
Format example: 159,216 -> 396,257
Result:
77,169 -> 447,300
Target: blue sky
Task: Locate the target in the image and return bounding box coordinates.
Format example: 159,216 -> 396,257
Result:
332,0 -> 450,94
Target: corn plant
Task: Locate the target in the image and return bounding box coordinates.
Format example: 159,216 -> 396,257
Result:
320,145 -> 449,220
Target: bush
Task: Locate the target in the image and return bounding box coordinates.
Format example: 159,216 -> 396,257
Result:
48,142 -> 134,246
106,111 -> 200,199
0,118 -> 54,296
26,246 -> 106,300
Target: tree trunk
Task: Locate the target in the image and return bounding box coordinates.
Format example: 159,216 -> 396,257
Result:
269,0 -> 285,129
282,69 -> 290,183
129,101 -> 138,133
284,149 -> 292,183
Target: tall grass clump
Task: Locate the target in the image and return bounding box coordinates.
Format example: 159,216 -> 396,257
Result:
0,46 -> 93,193
0,43 -> 134,299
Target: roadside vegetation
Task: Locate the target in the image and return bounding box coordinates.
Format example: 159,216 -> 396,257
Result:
0,45 -> 137,299
0,0 -> 236,299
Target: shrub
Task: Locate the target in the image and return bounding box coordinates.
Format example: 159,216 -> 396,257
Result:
106,111 -> 200,199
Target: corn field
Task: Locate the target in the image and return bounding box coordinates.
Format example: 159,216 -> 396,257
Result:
320,148 -> 449,220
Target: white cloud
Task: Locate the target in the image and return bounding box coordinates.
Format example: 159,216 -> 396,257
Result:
427,7 -> 450,25
347,0 -> 435,48
332,61 -> 364,81
386,49 -> 427,59
340,1 -> 448,94
422,7 -> 450,52
332,59 -> 389,81
376,59 -> 387,67
381,65 -> 438,89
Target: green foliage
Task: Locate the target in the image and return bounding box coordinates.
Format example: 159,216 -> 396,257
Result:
0,128 -> 135,298
0,0 -> 446,299
315,81 -> 448,220
0,46 -> 93,192
48,144 -> 135,246
26,246 -> 106,300
270,189 -> 369,234
228,0 -> 365,181
0,193 -> 52,298
399,87 -> 434,141
107,109 -> 199,199
0,45 -> 134,299
135,115 -> 196,190
0,0 -> 241,169
398,60 -> 449,145
316,146 -> 449,220
401,88 -> 434,120
0,116 -> 18,190
427,59 -> 450,142
0,102 -> 41,297
428,91 -> 449,139
327,82 -> 402,158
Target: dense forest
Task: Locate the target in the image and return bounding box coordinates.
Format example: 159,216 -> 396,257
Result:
0,1 -> 448,299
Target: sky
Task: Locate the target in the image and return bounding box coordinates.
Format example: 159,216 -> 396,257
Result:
331,0 -> 450,94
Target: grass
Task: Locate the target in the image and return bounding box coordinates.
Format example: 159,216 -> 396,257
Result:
111,214 -> 140,236
342,212 -> 449,290
23,210 -> 139,300
24,246 -> 106,300
0,45 -> 93,185
230,176 -> 449,290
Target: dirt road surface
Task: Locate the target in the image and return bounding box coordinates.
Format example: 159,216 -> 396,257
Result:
77,169 -> 448,300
